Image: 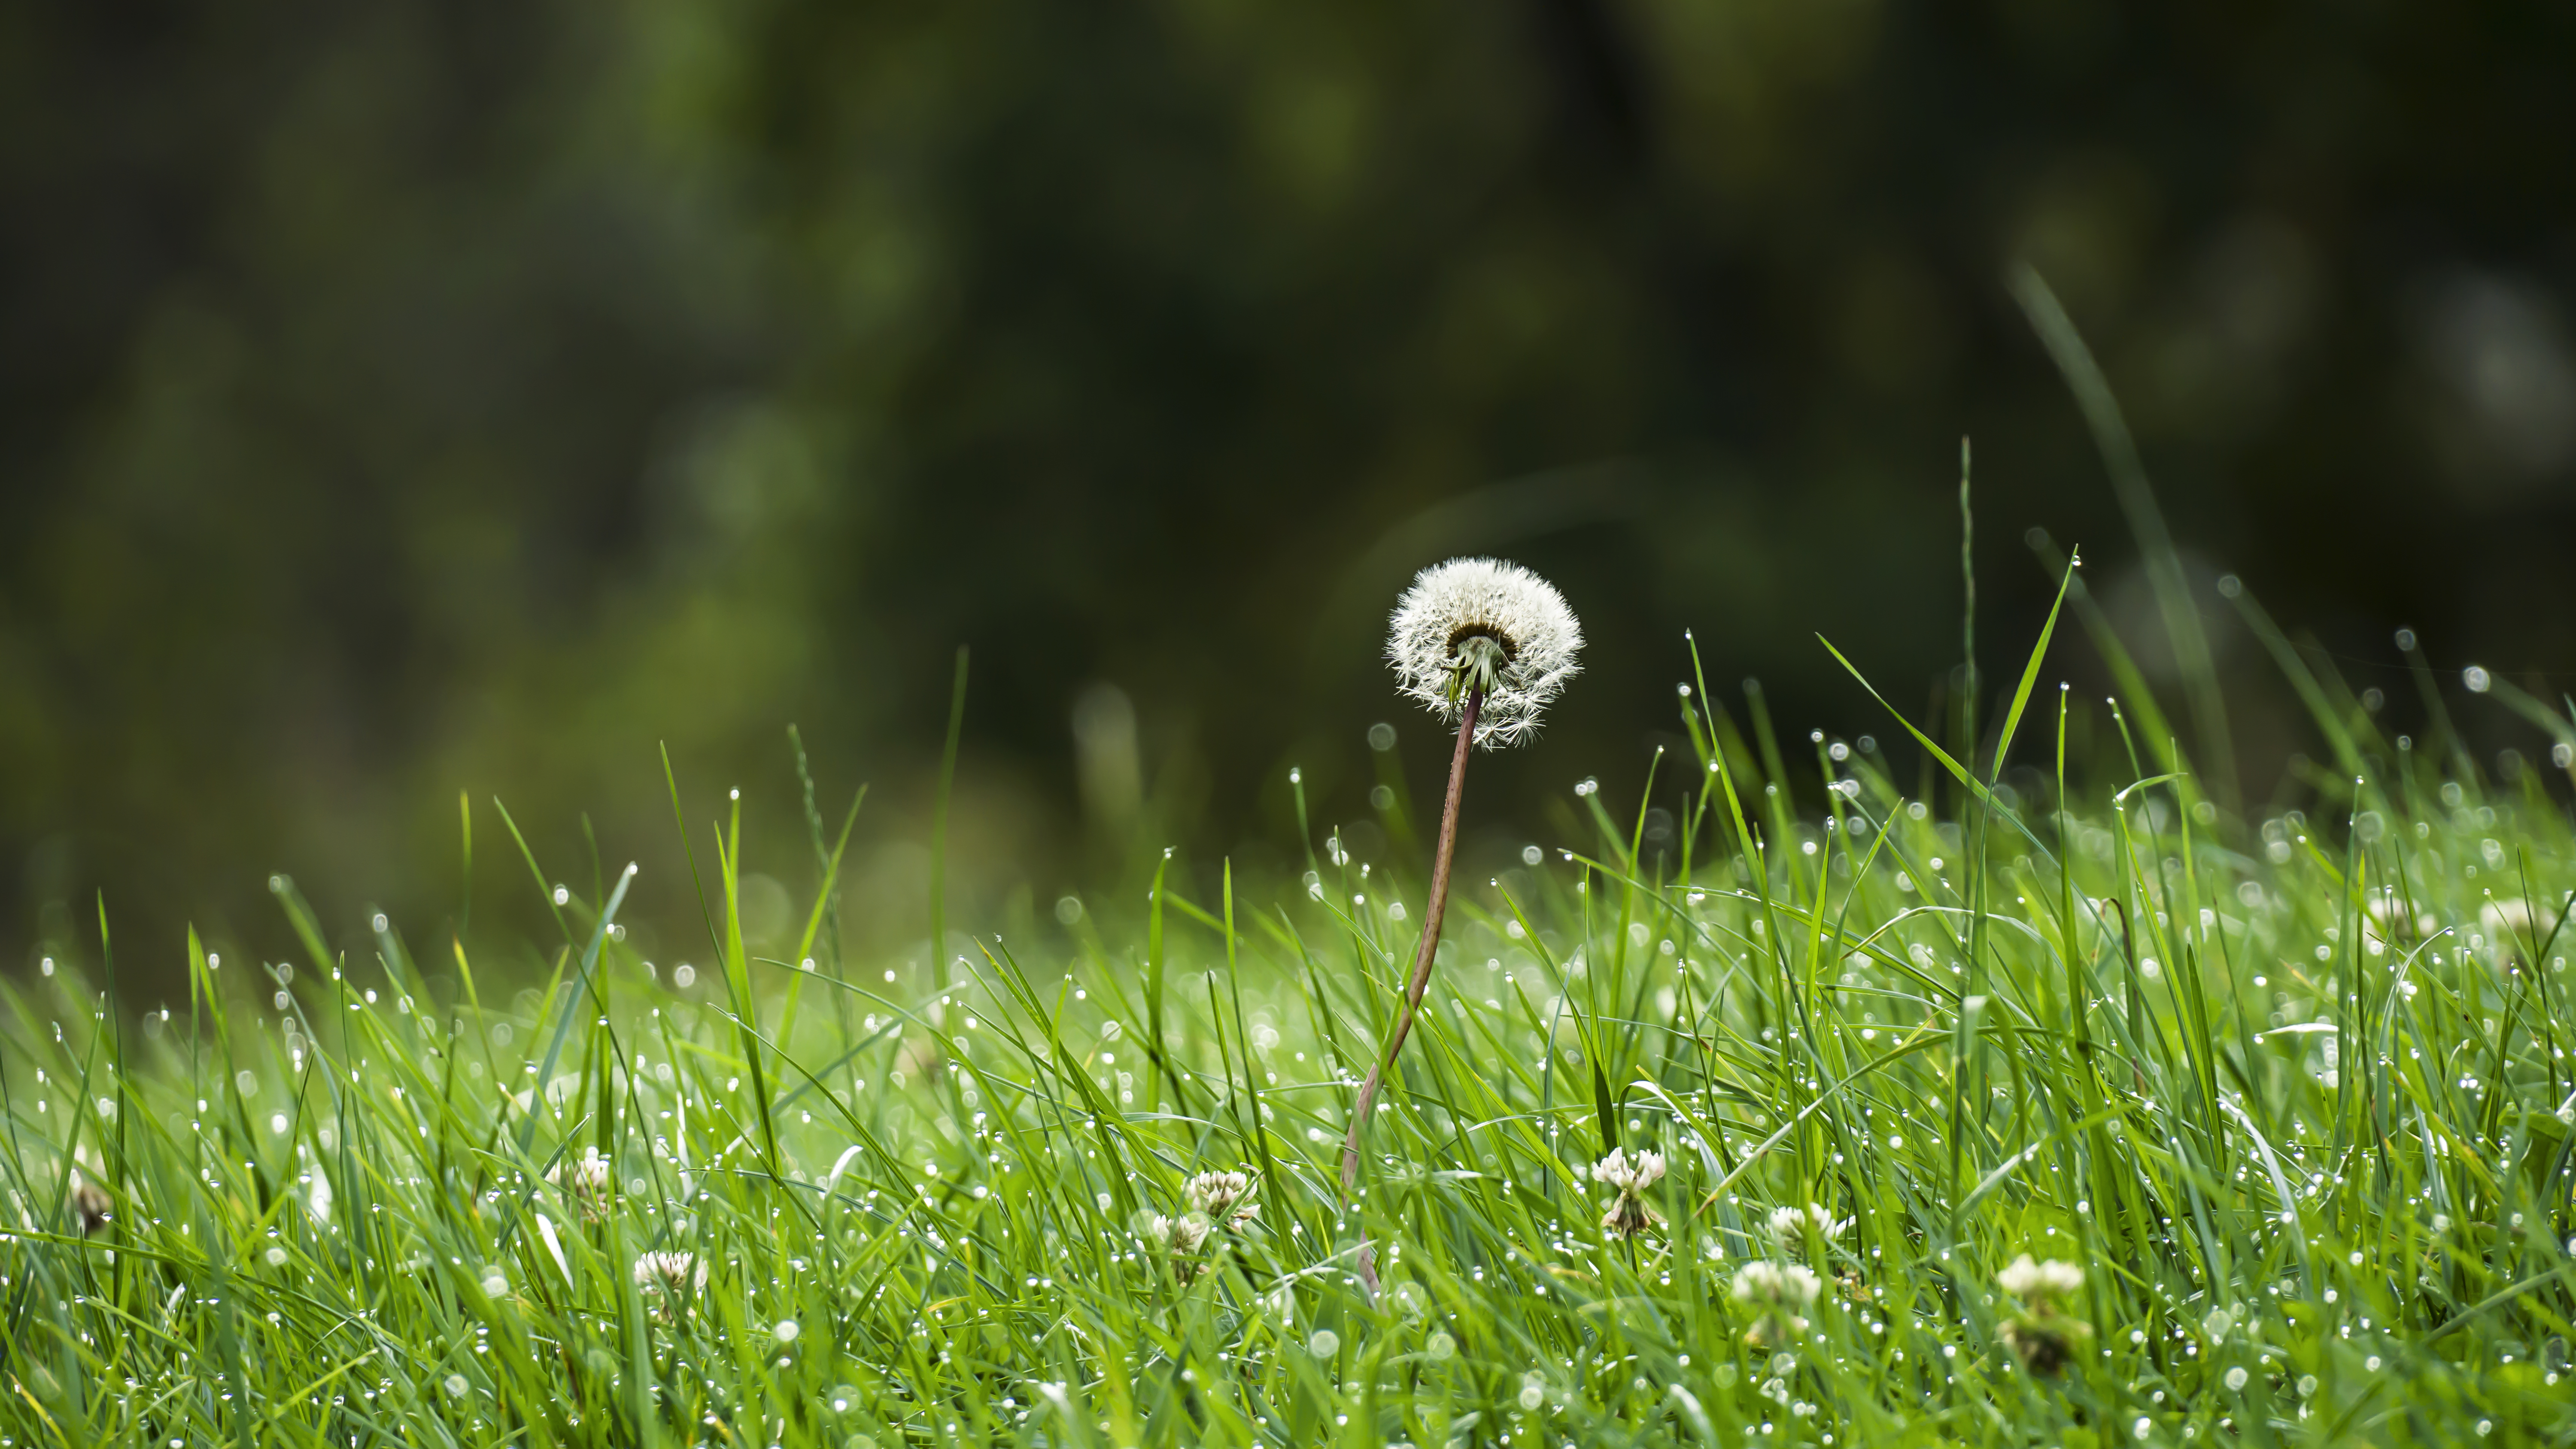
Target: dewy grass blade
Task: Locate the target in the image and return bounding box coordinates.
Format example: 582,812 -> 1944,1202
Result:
2011,262 -> 2236,807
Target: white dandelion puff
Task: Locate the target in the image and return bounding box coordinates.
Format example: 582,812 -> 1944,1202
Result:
1387,558 -> 1583,749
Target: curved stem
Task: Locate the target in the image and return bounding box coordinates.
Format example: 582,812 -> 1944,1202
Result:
1341,689 -> 1481,1201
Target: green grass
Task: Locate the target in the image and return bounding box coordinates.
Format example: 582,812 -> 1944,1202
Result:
8,610 -> 2576,1449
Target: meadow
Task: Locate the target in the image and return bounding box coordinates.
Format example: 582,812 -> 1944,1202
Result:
8,584 -> 2576,1449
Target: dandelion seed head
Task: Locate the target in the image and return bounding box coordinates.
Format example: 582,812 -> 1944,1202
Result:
1387,558 -> 1582,748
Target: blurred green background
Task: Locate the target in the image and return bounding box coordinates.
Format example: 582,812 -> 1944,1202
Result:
7,0 -> 2576,976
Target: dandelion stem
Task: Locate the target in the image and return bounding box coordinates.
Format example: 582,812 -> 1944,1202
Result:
1342,688 -> 1481,1200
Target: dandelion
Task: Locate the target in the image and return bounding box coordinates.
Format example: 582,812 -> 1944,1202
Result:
1732,1261 -> 1822,1347
1996,1255 -> 2092,1376
67,1171 -> 112,1237
547,1148 -> 614,1223
1184,1170 -> 1258,1229
1592,1149 -> 1667,1239
633,1251 -> 706,1322
1344,558 -> 1582,1215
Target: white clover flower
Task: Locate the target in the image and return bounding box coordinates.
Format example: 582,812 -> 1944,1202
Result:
1780,1263 -> 1823,1308
1998,1255 -> 2043,1297
1766,1202 -> 1842,1250
1997,1255 -> 2092,1375
1592,1149 -> 1667,1239
1147,1212 -> 1213,1259
1184,1170 -> 1257,1228
1387,558 -> 1583,749
1730,1261 -> 1822,1310
1591,1148 -> 1665,1192
67,1171 -> 112,1237
1731,1261 -> 1821,1346
632,1250 -> 705,1322
547,1149 -> 614,1223
1999,1254 -> 2084,1302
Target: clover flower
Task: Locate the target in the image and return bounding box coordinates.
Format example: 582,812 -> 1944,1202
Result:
68,1171 -> 111,1237
632,1250 -> 706,1322
1731,1261 -> 1823,1346
1592,1149 -> 1667,1240
1146,1212 -> 1214,1257
1766,1202 -> 1847,1253
548,1149 -> 614,1223
1183,1170 -> 1258,1230
1144,1211 -> 1217,1280
1592,1148 -> 1665,1194
1998,1254 -> 2084,1302
1386,558 -> 1583,750
1996,1255 -> 2092,1376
